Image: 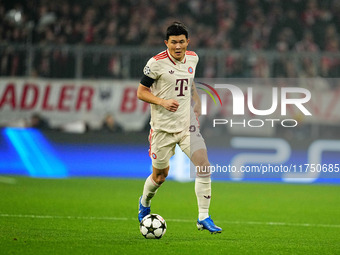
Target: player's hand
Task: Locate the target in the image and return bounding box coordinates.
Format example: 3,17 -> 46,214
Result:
194,103 -> 201,118
161,99 -> 179,112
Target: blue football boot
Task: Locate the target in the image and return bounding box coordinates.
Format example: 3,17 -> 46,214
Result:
197,216 -> 222,234
138,196 -> 150,222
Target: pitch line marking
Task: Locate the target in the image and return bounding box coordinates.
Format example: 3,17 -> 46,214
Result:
1,213 -> 340,229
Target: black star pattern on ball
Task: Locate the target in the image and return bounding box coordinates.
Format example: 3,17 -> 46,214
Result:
140,214 -> 167,239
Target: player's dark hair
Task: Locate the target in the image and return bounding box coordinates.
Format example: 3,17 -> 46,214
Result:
166,22 -> 188,40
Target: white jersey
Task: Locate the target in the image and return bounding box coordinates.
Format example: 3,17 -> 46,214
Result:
143,49 -> 199,133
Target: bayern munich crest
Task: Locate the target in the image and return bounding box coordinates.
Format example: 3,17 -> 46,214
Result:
188,67 -> 193,74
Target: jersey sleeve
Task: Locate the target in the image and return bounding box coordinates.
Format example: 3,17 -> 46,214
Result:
143,58 -> 160,80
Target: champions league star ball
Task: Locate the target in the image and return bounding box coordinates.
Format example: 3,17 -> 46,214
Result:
140,214 -> 167,239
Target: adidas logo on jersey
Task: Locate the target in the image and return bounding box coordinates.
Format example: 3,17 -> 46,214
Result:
169,70 -> 174,74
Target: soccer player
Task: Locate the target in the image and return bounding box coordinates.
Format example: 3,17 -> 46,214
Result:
137,22 -> 222,233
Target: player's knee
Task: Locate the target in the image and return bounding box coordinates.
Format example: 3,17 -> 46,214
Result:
152,166 -> 169,185
196,159 -> 210,169
195,159 -> 210,176
155,173 -> 167,185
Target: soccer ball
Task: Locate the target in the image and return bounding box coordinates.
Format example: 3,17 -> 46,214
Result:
140,214 -> 167,239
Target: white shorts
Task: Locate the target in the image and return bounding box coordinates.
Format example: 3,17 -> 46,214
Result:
148,120 -> 206,169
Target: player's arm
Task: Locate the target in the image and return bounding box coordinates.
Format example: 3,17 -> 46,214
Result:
137,83 -> 179,112
191,81 -> 201,117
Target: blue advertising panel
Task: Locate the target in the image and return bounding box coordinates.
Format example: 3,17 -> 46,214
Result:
0,128 -> 339,184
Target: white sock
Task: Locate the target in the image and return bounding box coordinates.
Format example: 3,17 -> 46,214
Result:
141,175 -> 160,207
195,175 -> 211,221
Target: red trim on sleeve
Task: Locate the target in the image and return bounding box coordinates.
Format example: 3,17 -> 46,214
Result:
186,50 -> 197,56
153,51 -> 167,61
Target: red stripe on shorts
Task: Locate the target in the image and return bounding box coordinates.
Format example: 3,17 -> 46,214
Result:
148,128 -> 153,157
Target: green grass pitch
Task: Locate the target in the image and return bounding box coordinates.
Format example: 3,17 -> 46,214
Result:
0,177 -> 339,254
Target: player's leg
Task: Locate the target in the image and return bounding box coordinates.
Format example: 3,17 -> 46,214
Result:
191,148 -> 211,221
138,130 -> 175,222
141,165 -> 169,207
139,166 -> 169,222
179,125 -> 222,233
191,149 -> 222,233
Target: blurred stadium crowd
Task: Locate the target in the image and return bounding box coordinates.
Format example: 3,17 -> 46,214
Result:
0,0 -> 340,78
1,0 -> 339,139
2,0 -> 340,50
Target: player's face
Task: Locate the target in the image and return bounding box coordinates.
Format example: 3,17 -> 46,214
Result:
165,35 -> 189,61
